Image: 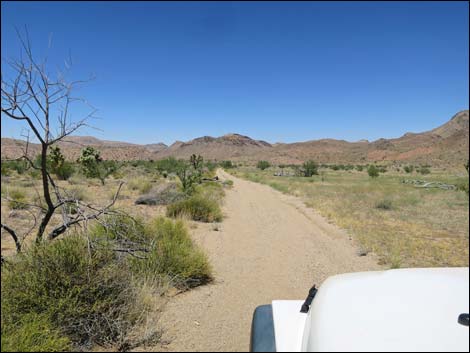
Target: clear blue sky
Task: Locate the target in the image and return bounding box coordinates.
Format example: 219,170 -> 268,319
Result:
1,1 -> 468,145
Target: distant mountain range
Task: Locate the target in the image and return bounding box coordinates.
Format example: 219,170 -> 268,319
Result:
1,110 -> 468,167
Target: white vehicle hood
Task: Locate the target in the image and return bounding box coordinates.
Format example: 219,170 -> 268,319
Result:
299,267 -> 469,352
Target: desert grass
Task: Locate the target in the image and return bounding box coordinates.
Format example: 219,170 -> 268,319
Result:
232,167 -> 469,268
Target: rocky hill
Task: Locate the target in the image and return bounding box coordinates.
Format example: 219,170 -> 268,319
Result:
1,110 -> 468,167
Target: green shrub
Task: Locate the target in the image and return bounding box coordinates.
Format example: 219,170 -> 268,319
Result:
418,167 -> 431,175
378,167 -> 387,173
222,179 -> 234,188
302,160 -> 318,177
356,165 -> 364,172
3,160 -> 29,175
368,165 -> 379,178
197,182 -> 225,204
220,160 -> 234,169
8,188 -> 28,209
91,214 -> 147,245
135,182 -> 186,206
127,177 -> 153,194
404,165 -> 414,173
67,174 -> 86,185
376,199 -> 393,210
129,217 -> 212,288
1,236 -> 133,347
29,168 -> 42,179
55,162 -> 74,180
257,160 -> 271,170
456,181 -> 469,195
66,186 -> 87,201
167,195 -> 222,222
1,162 -> 11,176
1,313 -> 71,352
91,214 -> 212,288
205,160 -> 218,173
155,157 -> 185,174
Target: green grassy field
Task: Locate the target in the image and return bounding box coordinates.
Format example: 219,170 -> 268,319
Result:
231,167 -> 469,268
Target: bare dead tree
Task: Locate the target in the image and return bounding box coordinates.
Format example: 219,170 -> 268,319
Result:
1,29 -> 122,250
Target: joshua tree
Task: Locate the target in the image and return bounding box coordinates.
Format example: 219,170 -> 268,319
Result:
1,29 -> 122,251
177,154 -> 204,193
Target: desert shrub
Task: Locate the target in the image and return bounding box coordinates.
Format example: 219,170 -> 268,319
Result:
155,157 -> 185,174
28,168 -> 42,179
301,160 -> 318,177
65,186 -> 87,201
356,165 -> 364,172
204,161 -> 218,177
2,160 -> 29,175
55,162 -> 74,180
129,217 -> 212,288
376,199 -> 393,210
91,214 -> 212,288
456,181 -> 469,195
111,167 -> 125,179
257,160 -> 271,170
367,165 -> 379,178
65,203 -> 80,215
127,177 -> 153,194
8,188 -> 28,209
222,179 -> 234,188
418,167 -> 431,175
197,182 -> 225,204
404,165 -> 414,173
378,167 -> 387,173
268,181 -> 289,193
220,160 -> 234,169
1,162 -> 11,176
1,235 -> 134,348
67,173 -> 86,185
135,183 -> 186,206
91,213 -> 147,245
1,312 -> 71,352
167,195 -> 222,222
331,165 -> 340,171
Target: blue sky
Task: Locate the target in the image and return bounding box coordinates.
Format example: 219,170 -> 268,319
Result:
1,1 -> 468,145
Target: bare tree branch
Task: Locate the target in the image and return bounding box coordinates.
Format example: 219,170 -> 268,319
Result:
48,182 -> 124,240
1,223 -> 21,252
1,29 -> 120,251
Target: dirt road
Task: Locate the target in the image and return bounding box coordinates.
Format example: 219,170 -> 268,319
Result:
154,170 -> 380,352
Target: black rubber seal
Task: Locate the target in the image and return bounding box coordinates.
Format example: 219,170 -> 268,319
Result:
458,313 -> 469,327
250,305 -> 276,352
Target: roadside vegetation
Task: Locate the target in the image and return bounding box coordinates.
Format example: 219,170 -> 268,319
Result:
230,163 -> 469,269
1,152 -> 229,351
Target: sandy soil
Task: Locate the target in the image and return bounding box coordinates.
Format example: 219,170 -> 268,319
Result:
150,170 -> 381,352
